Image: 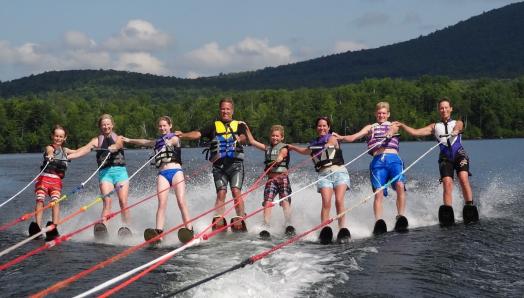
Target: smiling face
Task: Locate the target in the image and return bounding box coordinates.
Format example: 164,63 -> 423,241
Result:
219,101 -> 234,122
157,119 -> 172,135
438,100 -> 453,121
99,118 -> 114,136
316,119 -> 330,137
51,128 -> 67,146
375,107 -> 390,124
269,129 -> 284,146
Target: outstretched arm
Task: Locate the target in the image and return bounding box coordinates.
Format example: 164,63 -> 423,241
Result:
287,144 -> 311,155
123,137 -> 155,147
176,130 -> 202,140
394,121 -> 434,137
333,124 -> 371,143
65,137 -> 97,159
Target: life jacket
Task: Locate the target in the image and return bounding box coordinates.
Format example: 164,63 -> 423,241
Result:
366,121 -> 400,155
308,133 -> 344,172
434,119 -> 463,159
207,120 -> 244,161
96,132 -> 126,168
153,133 -> 182,168
264,142 -> 290,173
41,145 -> 68,178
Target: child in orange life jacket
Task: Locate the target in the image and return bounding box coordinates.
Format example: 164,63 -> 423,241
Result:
30,125 -> 87,240
241,123 -> 293,234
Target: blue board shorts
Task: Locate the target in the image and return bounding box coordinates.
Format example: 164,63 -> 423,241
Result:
317,166 -> 350,193
99,166 -> 129,185
369,153 -> 406,197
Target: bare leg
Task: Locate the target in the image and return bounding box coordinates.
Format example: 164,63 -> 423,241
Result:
156,176 -> 170,230
395,181 -> 406,216
373,191 -> 384,220
172,171 -> 192,229
263,201 -> 273,225
51,200 -> 60,224
334,184 -> 347,229
115,181 -> 130,225
441,177 -> 454,206
457,171 -> 473,203
35,201 -> 44,227
319,188 -> 333,223
231,187 -> 245,216
215,189 -> 227,215
281,200 -> 292,224
99,182 -> 115,223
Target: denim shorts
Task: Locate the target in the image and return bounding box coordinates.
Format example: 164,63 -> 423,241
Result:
99,166 -> 129,185
316,167 -> 350,192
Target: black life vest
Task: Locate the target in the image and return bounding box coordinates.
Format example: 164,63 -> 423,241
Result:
96,132 -> 126,168
153,133 -> 182,168
308,134 -> 344,172
41,145 -> 68,178
207,120 -> 244,161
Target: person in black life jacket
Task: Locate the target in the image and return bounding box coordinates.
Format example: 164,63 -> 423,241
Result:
333,102 -> 408,234
287,117 -> 351,240
73,114 -> 131,234
395,98 -> 478,226
30,125 -> 89,240
177,98 -> 249,231
123,116 -> 193,238
241,123 -> 293,231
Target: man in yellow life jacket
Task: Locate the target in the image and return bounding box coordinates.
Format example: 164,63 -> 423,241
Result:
178,97 -> 249,232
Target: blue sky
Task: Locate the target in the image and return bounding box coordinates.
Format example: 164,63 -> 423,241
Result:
0,0 -> 520,81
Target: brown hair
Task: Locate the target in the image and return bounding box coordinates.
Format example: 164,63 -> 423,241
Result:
157,115 -> 173,126
438,97 -> 452,107
51,124 -> 67,137
270,125 -> 285,137
219,97 -> 234,108
315,116 -> 332,128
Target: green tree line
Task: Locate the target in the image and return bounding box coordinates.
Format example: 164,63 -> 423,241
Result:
1,76 -> 523,153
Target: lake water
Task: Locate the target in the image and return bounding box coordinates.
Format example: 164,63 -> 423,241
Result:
0,139 -> 523,297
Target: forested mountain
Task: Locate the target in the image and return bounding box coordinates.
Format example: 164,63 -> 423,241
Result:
1,1 -> 524,96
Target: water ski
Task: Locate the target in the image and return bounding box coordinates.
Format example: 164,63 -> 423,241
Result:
28,221 -> 42,239
45,221 -> 59,242
319,226 -> 333,245
373,219 -> 387,235
285,225 -> 296,237
211,216 -> 227,232
230,216 -> 247,232
178,227 -> 194,244
463,204 -> 479,224
94,222 -> 108,240
117,227 -> 132,238
336,228 -> 351,244
438,205 -> 455,227
394,216 -> 409,233
144,228 -> 163,245
259,230 -> 271,239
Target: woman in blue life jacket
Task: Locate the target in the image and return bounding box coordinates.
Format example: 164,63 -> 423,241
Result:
333,102 -> 408,234
288,116 -> 351,241
29,125 -> 89,241
123,116 -> 193,239
395,97 -> 478,226
74,114 -> 131,236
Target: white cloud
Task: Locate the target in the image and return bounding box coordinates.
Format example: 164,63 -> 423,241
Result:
334,41 -> 368,53
64,31 -> 96,49
184,37 -> 293,75
104,19 -> 170,51
114,52 -> 168,74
